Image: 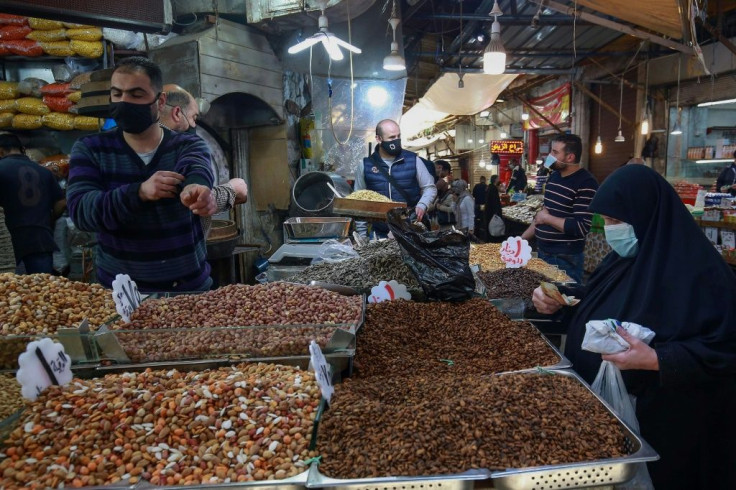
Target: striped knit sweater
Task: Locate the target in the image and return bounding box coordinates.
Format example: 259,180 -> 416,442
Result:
536,168 -> 599,254
67,128 -> 213,291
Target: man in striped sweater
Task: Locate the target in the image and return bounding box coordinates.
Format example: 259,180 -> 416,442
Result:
521,134 -> 598,283
67,57 -> 215,292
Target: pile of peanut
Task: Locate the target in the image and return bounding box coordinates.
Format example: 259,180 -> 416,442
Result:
0,273 -> 116,335
355,299 -> 560,378
319,373 -> 630,478
470,244 -> 573,282
0,363 -> 321,489
344,190 -> 394,202
0,374 -> 23,419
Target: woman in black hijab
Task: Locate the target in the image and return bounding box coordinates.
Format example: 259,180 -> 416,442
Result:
533,164 -> 736,489
483,175 -> 503,242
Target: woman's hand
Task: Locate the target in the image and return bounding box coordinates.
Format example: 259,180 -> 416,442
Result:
532,286 -> 563,315
602,327 -> 659,371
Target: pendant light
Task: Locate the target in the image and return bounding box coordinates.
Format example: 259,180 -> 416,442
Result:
670,55 -> 683,136
383,0 -> 406,71
288,0 -> 361,61
483,1 -> 506,75
457,1 -> 465,87
614,73 -> 625,142
594,86 -> 603,154
640,60 -> 651,135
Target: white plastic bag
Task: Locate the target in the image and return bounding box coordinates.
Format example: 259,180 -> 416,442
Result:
310,239 -> 359,265
582,320 -> 655,354
488,214 -> 505,237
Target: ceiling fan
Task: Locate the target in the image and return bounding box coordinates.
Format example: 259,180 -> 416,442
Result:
287,0 -> 362,61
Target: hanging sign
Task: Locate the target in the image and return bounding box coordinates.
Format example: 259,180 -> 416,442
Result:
309,340 -> 334,403
490,140 -> 524,154
17,338 -> 73,401
522,83 -> 571,130
112,274 -> 141,323
368,280 -> 411,303
500,236 -> 532,268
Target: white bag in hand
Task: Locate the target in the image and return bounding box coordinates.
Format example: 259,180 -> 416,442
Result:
582,320 -> 655,355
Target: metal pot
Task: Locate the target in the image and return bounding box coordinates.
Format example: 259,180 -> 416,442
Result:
291,171 -> 352,215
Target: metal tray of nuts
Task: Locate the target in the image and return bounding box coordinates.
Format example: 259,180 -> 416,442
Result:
495,321 -> 572,374
490,369 -> 658,490
307,465 -> 490,490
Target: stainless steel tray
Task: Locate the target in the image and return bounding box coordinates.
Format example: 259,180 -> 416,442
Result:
490,369 -> 658,490
284,217 -> 352,241
307,465 -> 490,490
495,320 -> 572,374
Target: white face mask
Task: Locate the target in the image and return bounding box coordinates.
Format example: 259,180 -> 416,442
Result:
604,222 -> 639,258
544,154 -> 556,169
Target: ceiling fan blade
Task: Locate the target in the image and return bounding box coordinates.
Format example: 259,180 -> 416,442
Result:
288,34 -> 323,54
331,36 -> 362,54
321,36 -> 344,61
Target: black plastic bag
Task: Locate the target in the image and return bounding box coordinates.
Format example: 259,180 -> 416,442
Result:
387,208 -> 475,301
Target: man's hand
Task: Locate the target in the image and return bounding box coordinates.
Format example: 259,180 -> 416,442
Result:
229,178 -> 248,205
180,184 -> 216,216
534,207 -> 551,225
602,327 -> 659,371
415,206 -> 426,222
139,171 -> 185,201
531,286 -> 563,315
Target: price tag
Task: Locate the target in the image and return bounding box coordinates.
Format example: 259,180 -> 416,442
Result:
722,230 -> 736,249
17,338 -> 73,401
309,340 -> 334,403
500,236 -> 532,268
704,227 -> 719,245
368,280 -> 411,303
112,274 -> 142,323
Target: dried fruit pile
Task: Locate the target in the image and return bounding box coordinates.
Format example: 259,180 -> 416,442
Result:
0,363 -> 321,489
476,268 -> 549,307
355,299 -> 560,378
318,373 -> 631,478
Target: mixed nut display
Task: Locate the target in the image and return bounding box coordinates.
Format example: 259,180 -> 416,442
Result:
470,243 -> 573,282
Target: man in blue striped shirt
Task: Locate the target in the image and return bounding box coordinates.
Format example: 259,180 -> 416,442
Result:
67,57 -> 215,292
521,134 -> 598,283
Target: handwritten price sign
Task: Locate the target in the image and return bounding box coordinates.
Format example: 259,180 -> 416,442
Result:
112,274 -> 142,323
17,338 -> 73,401
500,236 -> 532,268
309,340 -> 334,403
368,280 -> 411,303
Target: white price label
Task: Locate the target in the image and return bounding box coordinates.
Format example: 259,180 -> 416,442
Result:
722,230 -> 736,249
17,338 -> 73,401
112,274 -> 141,323
309,340 -> 334,403
704,227 -> 719,245
500,236 -> 532,268
368,280 -> 411,303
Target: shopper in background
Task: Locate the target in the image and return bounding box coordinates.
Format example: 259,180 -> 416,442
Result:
534,159 -> 550,194
354,119 -> 437,237
0,132 -> 66,274
159,84 -> 248,237
472,175 -> 487,237
451,179 -> 474,233
483,175 -> 503,242
507,158 -> 527,194
716,149 -> 736,197
68,57 -> 215,292
521,134 -> 598,283
532,164 -> 736,489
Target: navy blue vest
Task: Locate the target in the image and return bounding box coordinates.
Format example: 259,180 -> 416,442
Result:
363,150 -> 421,207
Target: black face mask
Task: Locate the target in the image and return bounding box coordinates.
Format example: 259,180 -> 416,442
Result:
109,93 -> 160,134
380,138 -> 402,157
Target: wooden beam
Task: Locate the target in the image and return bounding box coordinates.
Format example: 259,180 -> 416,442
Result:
532,0 -> 694,55
573,81 -> 633,126
514,95 -> 566,134
697,17 -> 736,57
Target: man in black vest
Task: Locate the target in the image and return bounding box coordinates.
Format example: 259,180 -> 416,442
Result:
354,119 -> 437,237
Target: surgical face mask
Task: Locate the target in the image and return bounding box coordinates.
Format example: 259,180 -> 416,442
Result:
543,154 -> 557,169
109,93 -> 160,134
380,138 -> 402,157
604,222 -> 639,258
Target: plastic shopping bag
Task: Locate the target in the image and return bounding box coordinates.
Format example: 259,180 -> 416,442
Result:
488,214 -> 505,237
582,320 -> 655,354
387,207 -> 475,301
310,239 -> 359,265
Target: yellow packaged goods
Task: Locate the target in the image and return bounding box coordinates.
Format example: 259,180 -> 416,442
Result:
63,22 -> 94,29
12,114 -> 42,129
346,189 -> 393,202
70,39 -> 103,58
15,97 -> 50,115
66,90 -> 82,103
0,99 -> 16,113
74,115 -> 102,131
25,28 -> 66,41
66,27 -> 102,41
39,40 -> 75,57
0,112 -> 13,127
28,18 -> 64,30
0,81 -> 18,99
42,112 -> 75,130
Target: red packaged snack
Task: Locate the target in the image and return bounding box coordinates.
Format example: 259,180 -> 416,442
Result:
3,40 -> 43,57
0,25 -> 32,40
40,82 -> 72,96
0,15 -> 28,26
42,95 -> 73,113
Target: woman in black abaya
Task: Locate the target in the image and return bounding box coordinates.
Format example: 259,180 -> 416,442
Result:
532,164 -> 736,489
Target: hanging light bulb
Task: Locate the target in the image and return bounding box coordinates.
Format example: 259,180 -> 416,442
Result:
670,56 -> 683,136
288,0 -> 361,61
521,112 -> 529,121
615,74 -> 625,142
595,86 -> 604,154
479,159 -> 486,169
383,1 -> 406,71
594,136 -> 603,154
640,60 -> 650,135
614,130 -> 625,142
458,73 -> 465,89
483,1 -> 505,75
500,131 -> 507,139
670,118 -> 682,135
640,113 -> 650,135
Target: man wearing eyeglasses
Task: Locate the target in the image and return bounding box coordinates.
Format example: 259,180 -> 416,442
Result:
159,84 -> 248,237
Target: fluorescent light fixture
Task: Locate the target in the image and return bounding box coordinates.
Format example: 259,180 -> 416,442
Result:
367,86 -> 388,107
288,4 -> 361,61
480,110 -> 490,117
697,98 -> 736,107
614,129 -> 625,142
695,158 -> 732,163
594,136 -> 603,154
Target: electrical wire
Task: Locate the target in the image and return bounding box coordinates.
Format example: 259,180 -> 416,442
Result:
572,0 -> 577,68
327,0 -> 356,146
